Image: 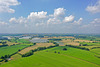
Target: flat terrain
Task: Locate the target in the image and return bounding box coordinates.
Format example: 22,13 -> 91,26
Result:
74,39 -> 93,42
18,43 -> 55,54
0,45 -> 29,57
60,39 -> 79,46
0,50 -> 99,67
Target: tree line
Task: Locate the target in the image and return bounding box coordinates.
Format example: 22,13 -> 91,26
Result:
65,45 -> 89,51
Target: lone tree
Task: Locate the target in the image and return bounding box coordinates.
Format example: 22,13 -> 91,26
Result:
54,51 -> 57,53
62,48 -> 67,50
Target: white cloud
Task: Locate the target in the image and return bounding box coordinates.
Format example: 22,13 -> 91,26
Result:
63,15 -> 74,23
9,17 -> 16,22
54,8 -> 66,19
47,18 -> 61,24
7,8 -> 91,33
0,0 -> 20,13
9,8 -> 75,26
28,11 -> 47,19
86,0 -> 100,13
9,17 -> 27,24
91,18 -> 100,24
0,21 -> 7,25
73,18 -> 83,25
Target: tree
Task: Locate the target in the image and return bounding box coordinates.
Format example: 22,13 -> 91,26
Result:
54,51 -> 56,53
62,48 -> 67,50
5,59 -> 8,62
58,52 -> 60,54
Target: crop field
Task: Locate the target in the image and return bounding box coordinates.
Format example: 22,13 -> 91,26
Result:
90,48 -> 100,54
0,34 -> 100,67
6,41 -> 18,46
19,43 -> 55,54
0,45 -> 29,57
11,54 -> 22,60
44,46 -> 100,65
60,39 -> 79,46
82,46 -> 100,49
0,47 -> 99,67
80,42 -> 100,46
74,39 -> 93,42
0,43 -> 2,45
10,39 -> 31,44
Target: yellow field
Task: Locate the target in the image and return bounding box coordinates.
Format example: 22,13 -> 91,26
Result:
41,36 -> 75,39
0,43 -> 2,45
74,39 -> 93,42
81,46 -> 100,49
6,41 -> 18,46
60,39 -> 79,46
19,43 -> 55,54
11,54 -> 22,60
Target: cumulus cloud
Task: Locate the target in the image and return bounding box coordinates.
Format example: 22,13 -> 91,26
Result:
6,8 -> 87,33
54,8 -> 66,19
86,0 -> 100,13
28,11 -> 47,19
9,17 -> 27,24
9,8 -> 74,25
63,15 -> 74,23
73,18 -> 83,25
0,0 -> 20,13
0,21 -> 7,25
47,18 -> 61,24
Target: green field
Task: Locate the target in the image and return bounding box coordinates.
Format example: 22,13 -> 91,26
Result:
0,51 -> 99,67
80,42 -> 100,46
44,46 -> 100,65
0,46 -> 100,67
10,39 -> 31,44
0,45 -> 29,57
90,48 -> 100,54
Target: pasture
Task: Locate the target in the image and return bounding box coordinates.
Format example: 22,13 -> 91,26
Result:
0,50 -> 99,67
44,46 -> 100,65
0,45 -> 29,57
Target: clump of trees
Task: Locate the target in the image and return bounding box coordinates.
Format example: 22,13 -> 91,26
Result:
66,45 -> 89,51
0,54 -> 11,62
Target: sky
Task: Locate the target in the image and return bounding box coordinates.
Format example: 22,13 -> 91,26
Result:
0,0 -> 100,34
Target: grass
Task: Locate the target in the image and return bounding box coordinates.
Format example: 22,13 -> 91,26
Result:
80,42 -> 100,46
44,46 -> 100,65
90,48 -> 100,54
11,54 -> 22,60
0,51 -> 99,67
10,39 -> 31,44
81,46 -> 100,49
0,45 -> 29,57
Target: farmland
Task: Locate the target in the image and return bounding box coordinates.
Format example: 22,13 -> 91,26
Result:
0,45 -> 29,57
0,34 -> 100,67
19,43 -> 55,54
0,46 -> 100,67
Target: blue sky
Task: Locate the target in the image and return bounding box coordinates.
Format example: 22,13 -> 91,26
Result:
0,0 -> 100,34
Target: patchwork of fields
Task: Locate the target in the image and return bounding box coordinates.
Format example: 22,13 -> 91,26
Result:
0,46 -> 100,67
19,43 -> 55,54
0,35 -> 100,67
0,45 -> 29,57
